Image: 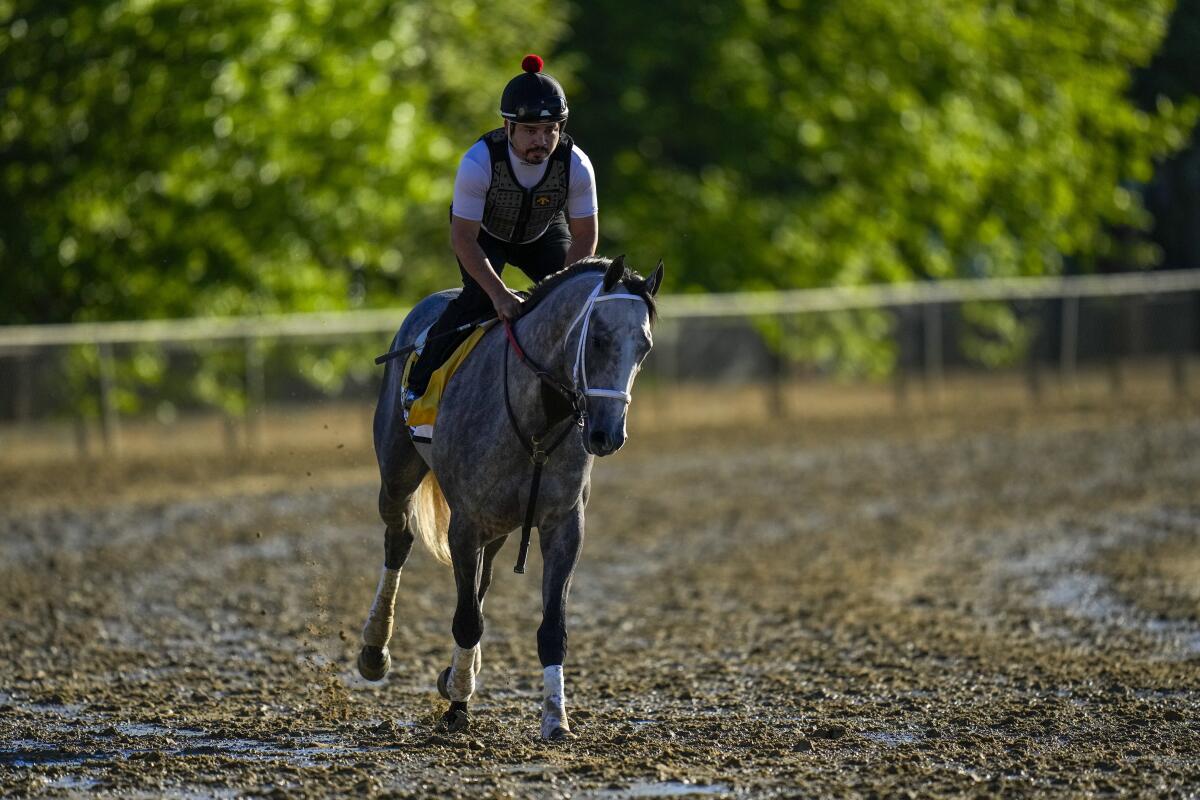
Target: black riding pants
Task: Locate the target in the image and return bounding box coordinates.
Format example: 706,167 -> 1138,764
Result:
407,214 -> 571,395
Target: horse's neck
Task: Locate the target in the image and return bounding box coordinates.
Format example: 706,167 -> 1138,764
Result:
515,275 -> 601,378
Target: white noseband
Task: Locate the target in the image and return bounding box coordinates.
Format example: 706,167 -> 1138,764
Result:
563,280 -> 646,404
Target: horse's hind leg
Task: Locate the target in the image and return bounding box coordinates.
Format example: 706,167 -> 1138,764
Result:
357,447 -> 427,681
356,507 -> 413,680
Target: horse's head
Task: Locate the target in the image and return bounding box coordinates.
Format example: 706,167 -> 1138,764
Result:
569,255 -> 664,456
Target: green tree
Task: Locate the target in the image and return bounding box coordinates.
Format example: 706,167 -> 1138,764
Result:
569,0 -> 1197,293
0,0 -> 567,325
1134,0 -> 1200,270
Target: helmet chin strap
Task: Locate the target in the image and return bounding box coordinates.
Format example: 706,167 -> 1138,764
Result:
506,130 -> 537,166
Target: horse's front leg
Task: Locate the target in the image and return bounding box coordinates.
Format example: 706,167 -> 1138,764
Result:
537,504 -> 586,740
436,517 -> 484,732
441,535 -> 506,692
477,534 -> 509,608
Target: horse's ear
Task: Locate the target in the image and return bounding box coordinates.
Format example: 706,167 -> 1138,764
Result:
645,259 -> 665,296
603,255 -> 625,292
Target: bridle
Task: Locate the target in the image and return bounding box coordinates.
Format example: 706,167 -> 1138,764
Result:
562,280 -> 645,405
502,278 -> 648,574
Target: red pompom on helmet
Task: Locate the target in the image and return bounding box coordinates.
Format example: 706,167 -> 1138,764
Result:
501,54 -> 568,124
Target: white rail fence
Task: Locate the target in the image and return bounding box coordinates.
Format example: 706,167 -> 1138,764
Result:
1,269 -> 1198,452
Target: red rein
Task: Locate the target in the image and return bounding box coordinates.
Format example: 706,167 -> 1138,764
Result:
503,320 -> 529,363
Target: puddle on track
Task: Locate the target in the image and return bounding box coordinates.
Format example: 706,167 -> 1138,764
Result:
3,724 -> 421,771
2,741 -> 110,768
580,781 -> 733,799
999,511 -> 1200,658
861,730 -> 920,746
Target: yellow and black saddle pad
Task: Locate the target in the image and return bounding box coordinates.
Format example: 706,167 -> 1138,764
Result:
402,320 -> 498,444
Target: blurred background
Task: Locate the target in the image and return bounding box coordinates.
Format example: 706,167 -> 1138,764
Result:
2,0 -> 1200,457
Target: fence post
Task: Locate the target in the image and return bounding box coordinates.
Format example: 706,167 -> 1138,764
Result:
1059,294 -> 1079,396
222,414 -> 239,452
1025,301 -> 1044,404
769,315 -> 789,418
1107,300 -> 1126,397
1171,294 -> 1192,398
893,307 -> 911,410
15,353 -> 32,422
97,342 -> 121,455
245,336 -> 265,449
73,416 -> 90,458
923,302 -> 943,406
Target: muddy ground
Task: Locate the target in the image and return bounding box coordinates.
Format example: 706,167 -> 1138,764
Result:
1,398 -> 1199,798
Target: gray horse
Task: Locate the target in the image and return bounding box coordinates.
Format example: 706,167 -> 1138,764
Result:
357,255 -> 662,739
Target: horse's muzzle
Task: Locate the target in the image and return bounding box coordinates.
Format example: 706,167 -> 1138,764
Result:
585,428 -> 624,457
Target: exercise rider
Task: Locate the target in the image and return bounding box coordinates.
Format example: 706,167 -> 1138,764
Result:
404,54 -> 599,407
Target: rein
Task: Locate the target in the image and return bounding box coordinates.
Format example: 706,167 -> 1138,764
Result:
503,319 -> 585,574
503,280 -> 647,573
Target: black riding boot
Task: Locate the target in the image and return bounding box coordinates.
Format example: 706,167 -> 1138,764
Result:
406,301 -> 485,399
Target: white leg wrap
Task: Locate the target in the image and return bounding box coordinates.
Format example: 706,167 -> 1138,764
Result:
447,644 -> 479,702
541,665 -> 569,738
361,567 -> 401,648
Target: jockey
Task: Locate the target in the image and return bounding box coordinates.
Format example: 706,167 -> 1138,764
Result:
405,54 -> 599,405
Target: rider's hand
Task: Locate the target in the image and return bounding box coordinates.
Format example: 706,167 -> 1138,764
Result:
491,289 -> 523,321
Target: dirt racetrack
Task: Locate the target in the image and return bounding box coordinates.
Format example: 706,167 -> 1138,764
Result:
2,394 -> 1199,798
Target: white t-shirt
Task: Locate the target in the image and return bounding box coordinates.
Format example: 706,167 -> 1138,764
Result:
451,137 -> 598,237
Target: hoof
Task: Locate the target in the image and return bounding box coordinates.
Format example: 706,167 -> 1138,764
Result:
436,666 -> 452,700
543,726 -> 575,741
357,646 -> 391,681
440,708 -> 470,733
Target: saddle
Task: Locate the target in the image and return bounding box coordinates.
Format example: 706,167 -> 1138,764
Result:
403,320 -> 498,444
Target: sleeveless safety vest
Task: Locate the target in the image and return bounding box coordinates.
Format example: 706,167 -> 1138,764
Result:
478,128 -> 573,243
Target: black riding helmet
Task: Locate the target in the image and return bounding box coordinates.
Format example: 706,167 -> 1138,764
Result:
500,54 -> 569,124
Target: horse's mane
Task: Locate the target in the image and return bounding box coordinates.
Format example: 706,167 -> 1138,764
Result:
520,256 -> 658,323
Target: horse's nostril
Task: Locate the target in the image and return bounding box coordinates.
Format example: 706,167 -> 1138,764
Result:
589,430 -> 611,452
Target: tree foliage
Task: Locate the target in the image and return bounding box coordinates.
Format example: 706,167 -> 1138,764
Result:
0,0 -> 566,325
1,0 -> 1197,385
1134,0 -> 1200,270
570,0 -> 1197,294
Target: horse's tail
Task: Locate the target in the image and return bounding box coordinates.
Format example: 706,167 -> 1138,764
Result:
411,471 -> 452,566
